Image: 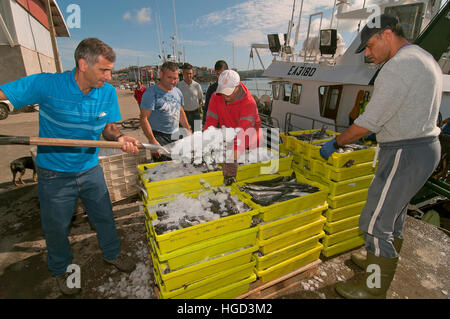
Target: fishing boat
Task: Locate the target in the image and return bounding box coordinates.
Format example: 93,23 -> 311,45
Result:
249,0 -> 450,133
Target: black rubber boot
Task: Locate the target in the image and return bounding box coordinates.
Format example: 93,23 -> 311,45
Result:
351,237 -> 403,269
335,252 -> 399,299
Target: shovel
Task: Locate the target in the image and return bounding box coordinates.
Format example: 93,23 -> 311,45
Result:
0,135 -> 171,155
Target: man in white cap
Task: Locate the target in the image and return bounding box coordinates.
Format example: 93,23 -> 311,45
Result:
320,14 -> 441,299
204,69 -> 262,185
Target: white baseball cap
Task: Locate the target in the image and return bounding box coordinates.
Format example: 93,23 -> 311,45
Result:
216,70 -> 240,96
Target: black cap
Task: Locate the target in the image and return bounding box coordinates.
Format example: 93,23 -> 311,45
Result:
355,14 -> 399,54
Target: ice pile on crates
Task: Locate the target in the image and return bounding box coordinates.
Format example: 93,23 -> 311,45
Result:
233,170 -> 328,283
285,129 -> 378,257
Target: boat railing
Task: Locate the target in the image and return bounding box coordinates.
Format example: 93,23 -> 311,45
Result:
259,114 -> 280,129
284,112 -> 349,133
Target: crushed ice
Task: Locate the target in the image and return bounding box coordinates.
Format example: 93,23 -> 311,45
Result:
149,187 -> 251,235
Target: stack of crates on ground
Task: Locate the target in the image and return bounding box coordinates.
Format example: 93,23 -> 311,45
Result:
98,148 -> 148,202
138,163 -> 258,299
286,129 -> 378,257
233,170 -> 328,283
137,155 -> 292,299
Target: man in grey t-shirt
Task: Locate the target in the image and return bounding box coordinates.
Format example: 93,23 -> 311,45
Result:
177,63 -> 204,131
320,15 -> 442,299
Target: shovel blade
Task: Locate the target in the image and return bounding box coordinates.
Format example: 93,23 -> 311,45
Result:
140,143 -> 170,155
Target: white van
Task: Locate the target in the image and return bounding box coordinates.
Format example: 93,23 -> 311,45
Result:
0,100 -> 14,120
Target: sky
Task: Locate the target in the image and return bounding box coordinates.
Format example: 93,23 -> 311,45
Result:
53,0 -> 425,71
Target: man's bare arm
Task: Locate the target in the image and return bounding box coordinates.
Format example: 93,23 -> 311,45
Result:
0,89 -> 7,101
179,107 -> 192,134
336,124 -> 371,146
102,123 -> 123,141
102,123 -> 140,153
139,109 -> 159,144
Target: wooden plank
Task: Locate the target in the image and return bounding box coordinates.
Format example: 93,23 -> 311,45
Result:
236,260 -> 321,299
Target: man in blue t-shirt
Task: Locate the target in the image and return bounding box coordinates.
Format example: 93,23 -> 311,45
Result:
0,38 -> 140,295
139,61 -> 191,160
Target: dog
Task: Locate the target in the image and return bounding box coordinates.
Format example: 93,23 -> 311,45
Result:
10,156 -> 37,187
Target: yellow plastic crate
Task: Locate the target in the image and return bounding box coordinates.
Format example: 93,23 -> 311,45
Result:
324,214 -> 361,234
312,159 -> 377,182
310,146 -> 376,168
279,144 -> 289,156
324,175 -> 374,197
157,258 -> 256,299
139,162 -> 224,200
152,244 -> 258,292
256,232 -> 324,271
258,216 -> 326,255
147,188 -> 259,254
149,227 -> 258,271
327,188 -> 369,209
321,235 -> 365,257
286,130 -> 339,156
258,204 -> 327,240
282,133 -> 296,152
324,201 -> 366,222
236,155 -> 293,181
322,227 -> 364,247
236,171 -> 329,222
196,273 -> 257,299
292,155 -> 312,172
255,243 -> 323,283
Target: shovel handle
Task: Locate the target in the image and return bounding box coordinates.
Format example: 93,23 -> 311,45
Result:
29,137 -> 128,148
0,135 -> 143,149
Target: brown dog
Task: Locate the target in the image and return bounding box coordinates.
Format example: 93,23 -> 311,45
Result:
10,156 -> 37,187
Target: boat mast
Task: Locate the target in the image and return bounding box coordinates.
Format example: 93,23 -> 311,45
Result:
172,0 -> 179,63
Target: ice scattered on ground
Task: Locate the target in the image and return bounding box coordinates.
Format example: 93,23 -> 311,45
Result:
96,241 -> 155,299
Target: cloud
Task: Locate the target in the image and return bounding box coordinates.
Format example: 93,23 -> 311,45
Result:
195,0 -> 333,48
123,8 -> 152,24
136,8 -> 151,24
113,47 -> 154,59
123,11 -> 131,20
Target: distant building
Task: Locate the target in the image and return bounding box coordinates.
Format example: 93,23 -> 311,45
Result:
0,0 -> 69,84
127,65 -> 156,82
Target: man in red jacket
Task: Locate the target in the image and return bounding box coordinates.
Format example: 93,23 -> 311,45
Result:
204,69 -> 262,184
133,80 -> 146,107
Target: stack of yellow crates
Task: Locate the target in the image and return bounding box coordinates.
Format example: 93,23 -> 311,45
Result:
140,172 -> 259,299
233,170 -> 328,283
137,157 -> 290,299
286,129 -> 378,257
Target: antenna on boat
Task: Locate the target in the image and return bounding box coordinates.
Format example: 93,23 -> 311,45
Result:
293,0 -> 305,60
282,0 -> 296,61
155,11 -> 164,62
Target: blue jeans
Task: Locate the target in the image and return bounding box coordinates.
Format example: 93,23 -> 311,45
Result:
185,110 -> 203,132
37,164 -> 121,276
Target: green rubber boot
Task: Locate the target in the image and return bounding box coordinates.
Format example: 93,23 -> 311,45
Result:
335,252 -> 399,299
351,237 -> 403,269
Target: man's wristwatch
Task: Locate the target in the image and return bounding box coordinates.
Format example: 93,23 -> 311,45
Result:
114,133 -> 125,141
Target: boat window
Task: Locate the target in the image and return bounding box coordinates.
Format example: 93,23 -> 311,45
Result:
272,83 -> 279,100
280,83 -> 291,102
290,83 -> 302,104
318,85 -> 343,120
